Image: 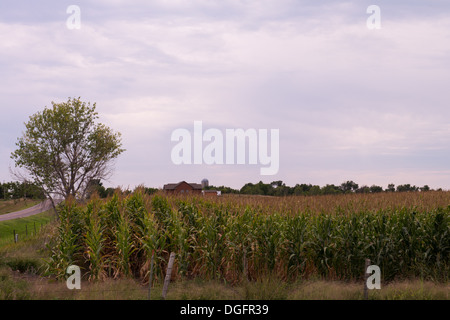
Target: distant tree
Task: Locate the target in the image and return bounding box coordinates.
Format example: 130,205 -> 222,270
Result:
270,180 -> 284,188
11,97 -> 125,209
231,181 -> 441,197
0,181 -> 44,200
369,185 -> 383,193
309,185 -> 322,195
86,179 -> 107,199
257,181 -> 270,195
240,181 -> 271,195
0,182 -> 11,199
386,184 -> 396,192
356,185 -> 370,193
396,184 -> 418,192
273,184 -> 290,196
322,184 -> 342,195
340,181 -> 359,193
293,183 -> 312,196
239,182 -> 256,195
205,185 -> 239,194
7,182 -> 21,199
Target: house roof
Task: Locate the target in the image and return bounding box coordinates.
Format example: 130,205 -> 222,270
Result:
163,181 -> 203,190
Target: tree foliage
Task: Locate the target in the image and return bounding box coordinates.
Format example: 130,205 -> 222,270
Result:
11,97 -> 125,203
208,181 -> 437,196
0,181 -> 45,200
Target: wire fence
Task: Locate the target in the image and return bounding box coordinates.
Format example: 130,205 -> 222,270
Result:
0,220 -> 52,246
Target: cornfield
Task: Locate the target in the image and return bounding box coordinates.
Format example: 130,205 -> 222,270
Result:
45,190 -> 450,284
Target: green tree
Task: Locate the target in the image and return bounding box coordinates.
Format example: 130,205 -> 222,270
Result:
11,97 -> 125,208
86,179 -> 108,199
339,180 -> 359,193
369,185 -> 383,193
386,184 -> 396,192
309,185 -> 322,195
396,184 -> 418,192
356,185 -> 370,193
293,183 -> 312,196
322,184 -> 342,195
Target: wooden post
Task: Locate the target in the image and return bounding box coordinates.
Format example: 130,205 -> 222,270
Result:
364,258 -> 371,300
243,247 -> 248,281
148,253 -> 155,300
162,252 -> 176,300
13,230 -> 16,243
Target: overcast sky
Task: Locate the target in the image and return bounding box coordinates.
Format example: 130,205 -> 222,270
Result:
1,1 -> 450,190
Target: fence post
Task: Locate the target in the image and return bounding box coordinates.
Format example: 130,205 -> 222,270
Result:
364,258 -> 371,300
15,233 -> 19,243
148,253 -> 155,300
243,247 -> 248,281
162,252 -> 176,300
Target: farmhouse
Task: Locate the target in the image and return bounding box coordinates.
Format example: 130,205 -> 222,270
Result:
163,181 -> 203,195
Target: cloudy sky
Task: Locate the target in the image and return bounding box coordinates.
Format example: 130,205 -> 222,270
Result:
1,0 -> 450,190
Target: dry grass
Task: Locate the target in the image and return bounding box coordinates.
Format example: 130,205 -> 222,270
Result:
1,266 -> 448,300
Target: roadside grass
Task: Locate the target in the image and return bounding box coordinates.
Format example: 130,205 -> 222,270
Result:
0,209 -> 55,246
0,215 -> 57,300
1,268 -> 448,300
0,199 -> 42,215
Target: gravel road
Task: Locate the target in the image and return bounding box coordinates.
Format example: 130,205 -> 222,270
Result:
0,199 -> 59,222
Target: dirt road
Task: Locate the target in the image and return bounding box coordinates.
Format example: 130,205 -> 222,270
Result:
0,199 -> 59,222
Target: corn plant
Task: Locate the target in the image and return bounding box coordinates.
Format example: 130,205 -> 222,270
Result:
285,214 -> 309,279
114,215 -> 135,278
45,204 -> 82,279
83,211 -> 107,281
137,210 -> 164,280
46,190 -> 450,284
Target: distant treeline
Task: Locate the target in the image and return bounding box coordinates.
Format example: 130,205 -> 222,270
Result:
0,181 -> 46,200
205,180 -> 439,196
88,179 -> 158,199
89,179 -> 442,199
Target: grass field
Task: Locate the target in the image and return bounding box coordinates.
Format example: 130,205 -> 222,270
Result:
0,209 -> 55,246
0,199 -> 41,215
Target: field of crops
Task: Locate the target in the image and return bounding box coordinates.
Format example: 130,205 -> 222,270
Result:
45,190 -> 450,284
